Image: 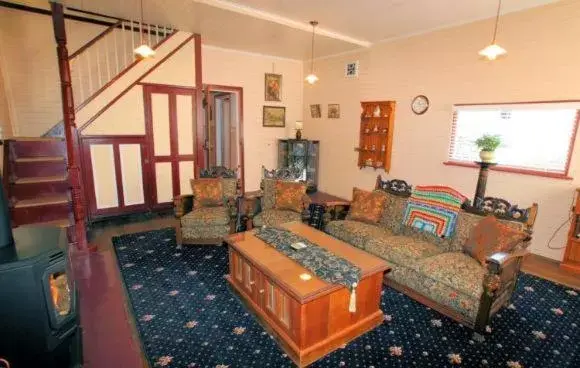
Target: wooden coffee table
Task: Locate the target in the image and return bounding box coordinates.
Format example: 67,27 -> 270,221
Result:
224,222 -> 390,367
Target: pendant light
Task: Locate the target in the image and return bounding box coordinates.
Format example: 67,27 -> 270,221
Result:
134,0 -> 156,58
305,21 -> 319,84
479,0 -> 507,60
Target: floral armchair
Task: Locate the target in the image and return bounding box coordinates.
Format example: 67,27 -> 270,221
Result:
247,167 -> 311,228
174,166 -> 241,244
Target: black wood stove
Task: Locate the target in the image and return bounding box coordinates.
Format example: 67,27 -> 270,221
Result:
0,176 -> 82,367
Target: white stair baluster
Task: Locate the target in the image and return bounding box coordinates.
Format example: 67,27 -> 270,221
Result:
77,57 -> 84,103
87,50 -> 93,95
122,22 -> 128,68
105,35 -> 111,82
96,41 -> 102,88
131,20 -> 136,58
114,27 -> 119,74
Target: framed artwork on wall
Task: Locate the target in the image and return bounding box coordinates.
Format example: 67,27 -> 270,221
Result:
265,73 -> 282,101
263,106 -> 286,127
328,104 -> 340,119
310,104 -> 321,118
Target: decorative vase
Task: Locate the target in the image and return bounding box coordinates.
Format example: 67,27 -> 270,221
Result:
479,150 -> 495,163
295,129 -> 302,140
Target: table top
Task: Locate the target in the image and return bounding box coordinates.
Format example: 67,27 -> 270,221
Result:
224,222 -> 389,303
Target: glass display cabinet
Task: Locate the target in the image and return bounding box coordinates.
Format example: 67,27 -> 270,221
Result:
277,139 -> 319,192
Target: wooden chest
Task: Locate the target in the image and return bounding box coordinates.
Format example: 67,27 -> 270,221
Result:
225,222 -> 389,367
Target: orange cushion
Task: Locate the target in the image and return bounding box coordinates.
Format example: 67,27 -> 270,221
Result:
191,178 -> 223,208
274,181 -> 307,213
463,215 -> 528,265
348,188 -> 388,224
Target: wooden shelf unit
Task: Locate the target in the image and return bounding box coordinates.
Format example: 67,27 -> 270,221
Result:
561,188 -> 580,274
356,101 -> 395,171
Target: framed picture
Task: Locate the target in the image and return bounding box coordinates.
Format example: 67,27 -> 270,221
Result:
263,106 -> 286,127
328,104 -> 340,119
265,73 -> 282,101
310,104 -> 321,118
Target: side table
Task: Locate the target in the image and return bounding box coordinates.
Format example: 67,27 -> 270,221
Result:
307,191 -> 350,230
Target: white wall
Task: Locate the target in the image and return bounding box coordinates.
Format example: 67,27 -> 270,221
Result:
303,0 -> 580,261
203,45 -> 303,191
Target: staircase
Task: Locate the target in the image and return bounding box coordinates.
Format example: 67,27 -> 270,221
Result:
2,138 -> 71,226
0,7 -> 178,227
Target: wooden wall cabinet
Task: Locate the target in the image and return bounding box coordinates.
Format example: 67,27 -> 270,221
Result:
356,101 -> 396,172
561,188 -> 580,274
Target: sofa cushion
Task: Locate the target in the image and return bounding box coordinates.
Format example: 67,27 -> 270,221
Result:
387,264 -> 480,320
347,188 -> 389,224
325,220 -> 393,250
365,236 -> 443,267
221,177 -> 238,198
181,206 -> 230,227
414,252 -> 485,299
398,224 -> 454,252
191,178 -> 223,208
463,215 -> 528,265
378,191 -> 408,234
450,211 -> 527,252
253,210 -> 301,227
261,178 -> 277,211
275,181 -> 307,213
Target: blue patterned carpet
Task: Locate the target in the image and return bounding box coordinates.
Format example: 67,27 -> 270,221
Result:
112,228 -> 579,368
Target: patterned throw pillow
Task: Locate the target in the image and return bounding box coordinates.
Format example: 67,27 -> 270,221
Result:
191,178 -> 223,208
463,215 -> 528,265
347,188 -> 389,224
274,181 -> 307,213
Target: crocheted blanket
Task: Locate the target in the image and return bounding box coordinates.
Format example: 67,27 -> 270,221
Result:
403,185 -> 467,238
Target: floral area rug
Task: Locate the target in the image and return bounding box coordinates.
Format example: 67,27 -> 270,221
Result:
112,228 -> 579,368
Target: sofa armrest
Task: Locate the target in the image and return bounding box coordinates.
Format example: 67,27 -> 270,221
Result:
225,194 -> 243,219
174,194 -> 194,218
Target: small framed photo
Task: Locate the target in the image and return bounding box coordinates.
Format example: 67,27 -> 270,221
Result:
310,104 -> 321,118
328,104 -> 340,119
264,73 -> 282,101
263,106 -> 286,127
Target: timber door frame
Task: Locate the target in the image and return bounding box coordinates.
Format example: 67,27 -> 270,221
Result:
204,84 -> 245,192
143,83 -> 197,209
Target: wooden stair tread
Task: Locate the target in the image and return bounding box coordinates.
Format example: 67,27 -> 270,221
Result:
14,156 -> 66,163
33,219 -> 72,227
6,137 -> 64,142
14,195 -> 70,208
13,175 -> 68,184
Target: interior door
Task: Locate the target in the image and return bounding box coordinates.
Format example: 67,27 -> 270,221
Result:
82,136 -> 149,219
143,84 -> 196,209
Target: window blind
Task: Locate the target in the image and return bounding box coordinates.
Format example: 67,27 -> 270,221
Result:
449,103 -> 580,175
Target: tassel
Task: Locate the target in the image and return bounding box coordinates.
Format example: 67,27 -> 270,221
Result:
349,282 -> 358,313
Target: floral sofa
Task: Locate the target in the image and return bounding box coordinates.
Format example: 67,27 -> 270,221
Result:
174,167 -> 240,244
249,167 -> 311,228
325,176 -> 538,337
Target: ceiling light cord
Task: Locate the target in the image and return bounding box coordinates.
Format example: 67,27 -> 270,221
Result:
491,0 -> 502,44
140,0 -> 144,45
310,22 -> 316,74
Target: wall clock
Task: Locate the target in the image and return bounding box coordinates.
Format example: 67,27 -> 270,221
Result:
411,95 -> 429,115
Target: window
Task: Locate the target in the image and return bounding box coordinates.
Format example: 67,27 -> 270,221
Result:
447,102 -> 580,178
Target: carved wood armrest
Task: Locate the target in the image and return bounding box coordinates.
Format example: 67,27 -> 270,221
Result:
483,248 -> 529,296
173,194 -> 194,218
301,194 -> 312,221
225,195 -> 242,219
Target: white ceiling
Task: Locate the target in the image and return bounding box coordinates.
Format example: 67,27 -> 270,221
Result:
18,0 -> 561,59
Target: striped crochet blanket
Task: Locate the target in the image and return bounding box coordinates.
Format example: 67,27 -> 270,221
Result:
403,185 -> 467,238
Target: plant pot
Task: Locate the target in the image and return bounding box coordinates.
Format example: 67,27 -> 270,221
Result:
479,150 -> 495,163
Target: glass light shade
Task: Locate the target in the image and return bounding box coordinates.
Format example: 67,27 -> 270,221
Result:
295,121 -> 304,130
134,44 -> 156,58
478,43 -> 507,60
305,73 -> 319,84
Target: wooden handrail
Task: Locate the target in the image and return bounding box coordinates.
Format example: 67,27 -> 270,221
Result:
69,20 -> 122,60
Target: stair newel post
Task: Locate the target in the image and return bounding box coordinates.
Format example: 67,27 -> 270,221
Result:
50,1 -> 88,251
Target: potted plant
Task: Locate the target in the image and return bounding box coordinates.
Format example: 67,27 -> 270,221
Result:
475,134 -> 501,163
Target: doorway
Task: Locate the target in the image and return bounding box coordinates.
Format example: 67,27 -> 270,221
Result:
204,85 -> 244,191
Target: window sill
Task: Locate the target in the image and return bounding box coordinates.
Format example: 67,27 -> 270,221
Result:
443,161 -> 573,180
